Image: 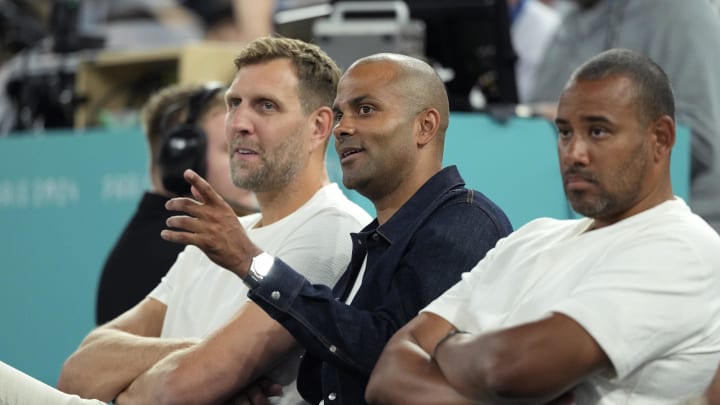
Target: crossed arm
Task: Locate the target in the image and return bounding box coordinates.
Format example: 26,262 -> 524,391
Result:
108,169 -> 309,404
59,292 -> 297,405
57,297 -> 197,402
58,170 -> 303,404
114,302 -> 296,405
366,312 -> 611,405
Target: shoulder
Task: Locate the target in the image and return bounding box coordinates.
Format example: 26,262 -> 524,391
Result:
432,187 -> 513,236
627,202 -> 720,263
407,188 -> 517,257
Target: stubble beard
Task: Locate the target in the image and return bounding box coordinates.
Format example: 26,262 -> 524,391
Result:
568,142 -> 650,220
230,130 -> 306,193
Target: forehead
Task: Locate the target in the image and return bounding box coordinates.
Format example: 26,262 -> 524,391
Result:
228,58 -> 300,98
558,76 -> 637,119
335,61 -> 401,104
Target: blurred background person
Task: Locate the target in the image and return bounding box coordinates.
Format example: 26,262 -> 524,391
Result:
506,0 -> 560,103
183,0 -> 275,43
0,0 -> 277,58
95,82 -> 257,325
88,0 -> 276,49
0,0 -> 277,135
528,0 -> 720,234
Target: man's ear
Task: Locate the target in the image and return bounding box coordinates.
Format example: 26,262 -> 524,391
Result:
651,115 -> 675,162
416,108 -> 441,147
309,106 -> 334,151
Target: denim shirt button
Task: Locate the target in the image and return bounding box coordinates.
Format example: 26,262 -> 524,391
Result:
372,233 -> 379,241
271,291 -> 281,300
329,345 -> 337,353
328,392 -> 337,401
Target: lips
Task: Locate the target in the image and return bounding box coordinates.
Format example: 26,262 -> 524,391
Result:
563,171 -> 597,189
234,147 -> 257,155
337,146 -> 365,162
341,148 -> 362,158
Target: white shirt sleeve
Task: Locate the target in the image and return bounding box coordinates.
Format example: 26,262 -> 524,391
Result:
0,361 -> 106,405
552,232 -> 716,379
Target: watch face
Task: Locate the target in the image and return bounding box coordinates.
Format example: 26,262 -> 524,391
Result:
254,252 -> 275,277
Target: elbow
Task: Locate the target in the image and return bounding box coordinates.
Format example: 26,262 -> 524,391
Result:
481,360 -> 524,400
56,354 -> 80,394
57,353 -> 107,401
365,371 -> 396,405
365,345 -> 405,405
467,350 -> 537,402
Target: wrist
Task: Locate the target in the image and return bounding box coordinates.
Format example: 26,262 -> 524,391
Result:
233,244 -> 263,279
431,329 -> 469,362
242,251 -> 274,289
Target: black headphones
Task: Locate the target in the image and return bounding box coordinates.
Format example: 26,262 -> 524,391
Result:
156,84 -> 224,196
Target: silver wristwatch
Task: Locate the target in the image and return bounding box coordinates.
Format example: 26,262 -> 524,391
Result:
243,252 -> 275,289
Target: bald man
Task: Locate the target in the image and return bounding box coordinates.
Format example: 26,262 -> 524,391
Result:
161,53 -> 513,404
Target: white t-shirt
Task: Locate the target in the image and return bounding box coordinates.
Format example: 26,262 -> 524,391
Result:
0,361 -> 106,405
424,198 -> 720,404
149,183 -> 371,404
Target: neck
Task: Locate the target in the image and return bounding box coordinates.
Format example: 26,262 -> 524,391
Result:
373,163 -> 441,225
590,179 -> 674,231
254,168 -> 330,228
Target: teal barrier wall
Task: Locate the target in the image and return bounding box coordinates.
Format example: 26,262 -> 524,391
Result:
0,115 -> 690,387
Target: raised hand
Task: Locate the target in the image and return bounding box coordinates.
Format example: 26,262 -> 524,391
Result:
161,169 -> 262,279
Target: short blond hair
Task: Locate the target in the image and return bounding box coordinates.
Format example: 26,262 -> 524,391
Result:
233,36 -> 341,113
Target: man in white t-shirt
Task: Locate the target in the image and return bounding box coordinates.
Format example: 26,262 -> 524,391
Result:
366,49 -> 720,404
57,37 -> 370,405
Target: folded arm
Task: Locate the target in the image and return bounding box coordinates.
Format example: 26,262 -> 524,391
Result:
366,312 -> 481,405
57,297 -> 197,402
368,311 -> 610,405
114,302 -> 297,405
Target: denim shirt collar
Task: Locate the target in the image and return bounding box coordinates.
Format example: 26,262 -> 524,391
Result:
359,166 -> 465,244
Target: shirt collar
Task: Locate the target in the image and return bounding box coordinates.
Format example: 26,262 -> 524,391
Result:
362,166 -> 464,244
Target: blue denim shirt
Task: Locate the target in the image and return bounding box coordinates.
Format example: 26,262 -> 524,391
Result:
249,166 -> 512,405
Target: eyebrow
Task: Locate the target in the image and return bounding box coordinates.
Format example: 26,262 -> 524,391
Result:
555,115 -> 613,126
224,91 -> 281,105
333,95 -> 372,111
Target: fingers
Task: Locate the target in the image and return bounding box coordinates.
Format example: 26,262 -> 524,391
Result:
165,215 -> 199,233
165,170 -> 229,218
160,227 -> 195,245
258,378 -> 283,397
546,391 -> 575,405
245,384 -> 273,405
225,392 -> 252,405
114,391 -> 128,405
160,214 -> 201,245
183,169 -> 221,205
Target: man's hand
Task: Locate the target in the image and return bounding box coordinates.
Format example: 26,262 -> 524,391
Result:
224,379 -> 284,405
161,169 -> 262,279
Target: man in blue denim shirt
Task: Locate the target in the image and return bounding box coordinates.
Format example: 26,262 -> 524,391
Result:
163,53 -> 512,404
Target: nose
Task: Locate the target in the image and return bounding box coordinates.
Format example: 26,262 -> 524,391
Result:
560,135 -> 590,167
332,115 -> 355,141
226,105 -> 254,137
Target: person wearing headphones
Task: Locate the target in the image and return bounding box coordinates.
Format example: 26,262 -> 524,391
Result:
95,82 -> 258,325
